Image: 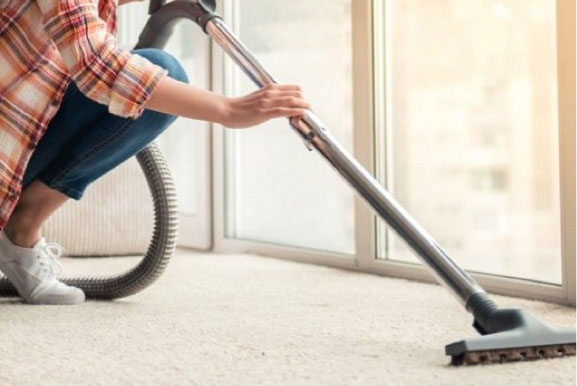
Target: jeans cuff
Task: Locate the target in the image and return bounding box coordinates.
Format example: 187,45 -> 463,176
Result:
37,175 -> 84,201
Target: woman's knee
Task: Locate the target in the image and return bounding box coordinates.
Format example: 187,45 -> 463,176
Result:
133,48 -> 189,84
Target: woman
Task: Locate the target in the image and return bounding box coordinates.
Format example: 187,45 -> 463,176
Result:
0,0 -> 310,305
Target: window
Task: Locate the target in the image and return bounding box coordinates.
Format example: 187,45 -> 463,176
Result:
375,0 -> 562,284
222,0 -> 356,255
211,0 -> 574,303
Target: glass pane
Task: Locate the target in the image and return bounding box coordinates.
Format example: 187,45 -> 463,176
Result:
224,0 -> 355,254
159,21 -> 211,216
377,0 -> 561,283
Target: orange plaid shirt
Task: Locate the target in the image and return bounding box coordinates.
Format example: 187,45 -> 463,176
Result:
0,0 -> 168,233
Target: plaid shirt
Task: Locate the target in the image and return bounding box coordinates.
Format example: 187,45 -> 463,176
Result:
0,0 -> 168,233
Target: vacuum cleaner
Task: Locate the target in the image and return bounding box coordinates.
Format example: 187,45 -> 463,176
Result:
135,0 -> 577,366
0,0 -> 564,367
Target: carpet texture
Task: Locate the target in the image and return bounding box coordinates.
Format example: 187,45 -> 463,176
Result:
0,249 -> 575,386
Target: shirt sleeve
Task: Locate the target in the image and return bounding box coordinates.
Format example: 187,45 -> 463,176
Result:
37,0 -> 168,119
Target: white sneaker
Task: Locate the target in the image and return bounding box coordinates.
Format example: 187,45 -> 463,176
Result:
0,230 -> 85,305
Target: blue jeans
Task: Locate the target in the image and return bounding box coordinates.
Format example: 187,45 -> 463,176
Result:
21,48 -> 189,200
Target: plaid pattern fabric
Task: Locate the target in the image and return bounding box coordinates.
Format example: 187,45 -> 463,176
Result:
0,0 -> 168,232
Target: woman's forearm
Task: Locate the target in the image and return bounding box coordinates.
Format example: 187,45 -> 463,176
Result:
144,76 -> 311,129
144,76 -> 229,124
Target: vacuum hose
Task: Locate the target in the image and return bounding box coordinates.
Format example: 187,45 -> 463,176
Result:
0,143 -> 179,299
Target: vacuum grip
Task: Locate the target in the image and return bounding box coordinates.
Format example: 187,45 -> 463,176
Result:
149,0 -> 216,15
148,0 -> 165,14
138,0 -> 221,49
197,0 -> 216,12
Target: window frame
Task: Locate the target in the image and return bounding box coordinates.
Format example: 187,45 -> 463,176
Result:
210,0 -> 575,305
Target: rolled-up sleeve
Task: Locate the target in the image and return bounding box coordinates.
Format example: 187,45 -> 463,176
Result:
38,0 -> 168,118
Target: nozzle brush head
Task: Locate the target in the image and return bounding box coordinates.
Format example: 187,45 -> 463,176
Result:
446,306 -> 576,366
451,343 -> 576,366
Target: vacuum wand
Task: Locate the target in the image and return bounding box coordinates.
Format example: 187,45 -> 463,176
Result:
204,16 -> 576,365
147,0 -> 575,365
206,18 -> 484,307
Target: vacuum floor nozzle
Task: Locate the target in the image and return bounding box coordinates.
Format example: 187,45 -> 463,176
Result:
446,294 -> 576,365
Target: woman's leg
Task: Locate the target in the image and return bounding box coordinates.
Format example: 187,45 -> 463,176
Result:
4,48 -> 189,248
5,71 -> 117,247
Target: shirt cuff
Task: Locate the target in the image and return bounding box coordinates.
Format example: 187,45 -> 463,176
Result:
108,52 -> 169,119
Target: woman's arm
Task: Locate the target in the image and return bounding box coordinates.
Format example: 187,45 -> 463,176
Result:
144,77 -> 310,129
41,0 -> 310,126
115,1 -> 311,126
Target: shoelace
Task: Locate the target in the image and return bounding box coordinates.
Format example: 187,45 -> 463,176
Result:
38,241 -> 66,279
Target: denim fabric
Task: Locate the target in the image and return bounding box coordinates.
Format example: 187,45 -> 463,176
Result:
21,48 -> 189,200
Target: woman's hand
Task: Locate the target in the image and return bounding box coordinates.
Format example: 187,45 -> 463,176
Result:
220,83 -> 310,129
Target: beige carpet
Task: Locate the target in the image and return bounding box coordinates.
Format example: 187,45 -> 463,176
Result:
0,248 -> 575,386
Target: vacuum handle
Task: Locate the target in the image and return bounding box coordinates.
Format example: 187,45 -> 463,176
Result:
139,0 -> 488,310
205,17 -> 486,307
148,0 -> 166,14
149,0 -> 215,14
137,0 -> 221,49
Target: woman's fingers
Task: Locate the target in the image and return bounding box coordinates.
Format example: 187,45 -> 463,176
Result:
240,83 -> 310,124
262,83 -> 301,92
257,90 -> 303,99
256,85 -> 310,110
265,107 -> 307,120
264,96 -> 310,109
